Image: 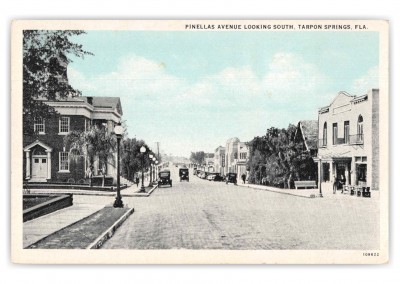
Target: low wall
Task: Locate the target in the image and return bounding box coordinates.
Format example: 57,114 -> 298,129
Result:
23,194 -> 73,222
24,183 -> 128,191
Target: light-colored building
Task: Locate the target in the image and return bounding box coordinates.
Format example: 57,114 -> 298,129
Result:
236,142 -> 249,180
214,146 -> 226,174
225,137 -> 240,174
205,154 -> 215,172
224,138 -> 249,179
314,89 -> 379,192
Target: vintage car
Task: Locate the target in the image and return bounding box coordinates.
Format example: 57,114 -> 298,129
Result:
179,168 -> 189,182
213,173 -> 224,182
158,170 -> 172,187
206,173 -> 216,181
226,173 -> 238,185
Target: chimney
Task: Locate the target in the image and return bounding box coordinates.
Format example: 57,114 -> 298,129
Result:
87,97 -> 93,105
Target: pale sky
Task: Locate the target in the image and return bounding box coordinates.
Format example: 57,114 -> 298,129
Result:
68,31 -> 379,157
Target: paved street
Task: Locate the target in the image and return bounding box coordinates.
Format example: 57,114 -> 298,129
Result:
93,167 -> 380,250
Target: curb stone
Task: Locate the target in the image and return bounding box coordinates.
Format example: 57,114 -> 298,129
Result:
131,184 -> 158,197
238,184 -> 312,199
87,207 -> 135,249
29,184 -> 159,197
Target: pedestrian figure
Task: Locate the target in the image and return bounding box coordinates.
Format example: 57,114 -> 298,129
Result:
241,173 -> 246,184
262,176 -> 267,185
340,174 -> 346,193
135,176 -> 139,187
85,165 -> 93,187
333,175 -> 338,194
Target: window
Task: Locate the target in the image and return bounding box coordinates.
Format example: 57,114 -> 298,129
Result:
323,163 -> 330,182
332,123 -> 338,145
357,115 -> 364,142
356,164 -> 367,183
34,118 -> 45,134
59,117 -> 70,134
344,121 -> 350,144
59,152 -> 69,171
240,153 -> 247,159
323,122 -> 327,146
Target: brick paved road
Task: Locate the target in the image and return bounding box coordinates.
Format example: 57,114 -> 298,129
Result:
99,167 -> 379,250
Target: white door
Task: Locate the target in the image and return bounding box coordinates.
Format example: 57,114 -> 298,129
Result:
32,157 -> 47,181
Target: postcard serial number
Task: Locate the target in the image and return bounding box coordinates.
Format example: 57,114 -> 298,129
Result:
363,252 -> 379,257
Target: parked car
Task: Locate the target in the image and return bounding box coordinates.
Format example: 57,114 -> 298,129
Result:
193,167 -> 197,175
226,173 -> 238,185
207,173 -> 216,181
179,168 -> 189,182
158,170 -> 172,187
213,173 -> 224,182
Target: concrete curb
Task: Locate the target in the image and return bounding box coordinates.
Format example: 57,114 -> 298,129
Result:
29,184 -> 159,197
131,184 -> 158,197
237,184 -> 313,199
87,207 -> 135,249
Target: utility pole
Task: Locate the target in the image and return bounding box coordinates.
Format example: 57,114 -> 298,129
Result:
156,141 -> 160,160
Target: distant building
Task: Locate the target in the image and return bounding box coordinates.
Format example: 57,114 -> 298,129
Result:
214,146 -> 226,174
224,137 -> 249,178
204,153 -> 215,172
314,89 -> 379,191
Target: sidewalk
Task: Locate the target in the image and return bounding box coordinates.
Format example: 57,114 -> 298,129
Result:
23,203 -> 104,248
237,183 -> 379,200
27,183 -> 158,197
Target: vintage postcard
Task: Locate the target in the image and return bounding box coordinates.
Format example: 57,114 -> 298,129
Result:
11,20 -> 389,264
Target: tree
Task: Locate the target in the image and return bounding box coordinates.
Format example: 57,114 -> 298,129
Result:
248,125 -> 317,188
64,125 -> 117,187
23,30 -> 92,134
190,151 -> 206,165
120,139 -> 155,182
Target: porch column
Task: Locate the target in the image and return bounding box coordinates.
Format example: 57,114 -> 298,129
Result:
46,150 -> 52,180
329,161 -> 334,182
345,163 -> 350,185
317,159 -> 322,190
351,159 -> 356,186
25,150 -> 30,179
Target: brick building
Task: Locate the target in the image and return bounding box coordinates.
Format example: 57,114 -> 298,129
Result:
23,96 -> 123,183
314,89 -> 379,192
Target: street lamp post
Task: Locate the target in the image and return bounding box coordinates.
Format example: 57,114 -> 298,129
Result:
113,124 -> 124,208
152,157 -> 156,181
140,145 -> 147,192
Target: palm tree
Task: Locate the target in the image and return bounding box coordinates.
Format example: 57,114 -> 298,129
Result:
64,125 -> 117,187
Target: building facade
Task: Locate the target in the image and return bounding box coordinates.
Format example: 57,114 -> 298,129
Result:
314,89 -> 379,191
23,96 -> 123,183
224,137 -> 249,179
214,146 -> 226,174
